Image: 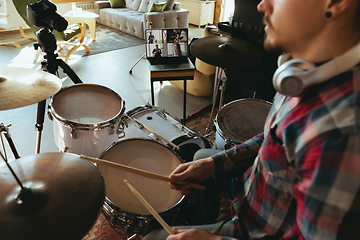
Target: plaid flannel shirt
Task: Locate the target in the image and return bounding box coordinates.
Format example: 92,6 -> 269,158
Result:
212,65 -> 360,239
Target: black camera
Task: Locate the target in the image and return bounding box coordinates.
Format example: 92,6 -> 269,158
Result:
27,0 -> 68,32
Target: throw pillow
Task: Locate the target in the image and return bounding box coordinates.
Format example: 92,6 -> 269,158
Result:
131,0 -> 142,11
148,2 -> 167,12
164,0 -> 176,10
138,0 -> 150,12
110,0 -> 125,8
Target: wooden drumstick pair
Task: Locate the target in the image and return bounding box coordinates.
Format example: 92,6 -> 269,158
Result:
79,155 -> 205,190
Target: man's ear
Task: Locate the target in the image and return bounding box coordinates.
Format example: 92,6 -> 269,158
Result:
324,0 -> 354,18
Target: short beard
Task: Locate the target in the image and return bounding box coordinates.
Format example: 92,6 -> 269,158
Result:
262,15 -> 285,56
263,33 -> 284,56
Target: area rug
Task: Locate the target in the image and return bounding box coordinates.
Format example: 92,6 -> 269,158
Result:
0,24 -> 144,56
82,214 -> 143,240
74,23 -> 145,56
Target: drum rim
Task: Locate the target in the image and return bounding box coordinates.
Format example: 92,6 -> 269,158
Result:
99,138 -> 185,215
214,98 -> 272,143
100,138 -> 184,163
48,84 -> 125,129
103,194 -> 185,219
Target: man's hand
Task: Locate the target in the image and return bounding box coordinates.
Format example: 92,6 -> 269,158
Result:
166,227 -> 222,240
169,157 -> 215,195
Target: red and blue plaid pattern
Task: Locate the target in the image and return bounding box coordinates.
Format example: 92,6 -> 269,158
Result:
212,66 -> 360,239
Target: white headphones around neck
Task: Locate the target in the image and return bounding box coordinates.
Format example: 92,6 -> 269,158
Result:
272,41 -> 360,96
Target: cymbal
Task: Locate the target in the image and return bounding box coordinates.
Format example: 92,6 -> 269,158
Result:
0,66 -> 62,111
190,36 -> 263,70
0,152 -> 105,240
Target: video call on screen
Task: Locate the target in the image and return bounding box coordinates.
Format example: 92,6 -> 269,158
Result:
146,29 -> 188,58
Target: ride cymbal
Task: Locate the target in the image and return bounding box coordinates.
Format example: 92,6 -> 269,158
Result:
190,36 -> 263,70
0,152 -> 105,240
0,66 -> 62,111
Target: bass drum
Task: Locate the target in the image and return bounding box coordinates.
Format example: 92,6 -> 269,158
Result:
99,138 -> 185,236
119,104 -> 211,162
214,98 -> 272,150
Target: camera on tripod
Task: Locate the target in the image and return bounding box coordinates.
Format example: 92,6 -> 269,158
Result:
27,0 -> 67,32
27,0 -> 68,53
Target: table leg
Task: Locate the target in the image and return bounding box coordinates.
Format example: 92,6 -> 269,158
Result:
183,79 -> 187,126
88,19 -> 97,41
151,80 -> 155,105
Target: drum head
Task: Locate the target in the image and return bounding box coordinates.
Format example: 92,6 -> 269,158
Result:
98,139 -> 183,215
216,99 -> 271,143
51,84 -> 123,124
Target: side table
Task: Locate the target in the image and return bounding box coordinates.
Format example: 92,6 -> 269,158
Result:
147,61 -> 195,125
64,10 -> 99,41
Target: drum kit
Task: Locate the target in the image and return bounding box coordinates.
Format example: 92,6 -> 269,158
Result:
0,34 -> 273,239
0,65 -> 211,239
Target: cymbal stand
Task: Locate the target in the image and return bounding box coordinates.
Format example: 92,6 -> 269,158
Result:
0,150 -> 32,202
34,28 -> 83,154
0,123 -> 20,161
205,67 -> 228,135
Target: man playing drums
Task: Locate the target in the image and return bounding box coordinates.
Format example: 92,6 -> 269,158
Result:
143,0 -> 360,239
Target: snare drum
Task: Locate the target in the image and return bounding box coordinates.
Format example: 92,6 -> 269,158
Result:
98,138 -> 185,235
47,84 -> 125,158
214,98 -> 272,150
119,104 -> 211,162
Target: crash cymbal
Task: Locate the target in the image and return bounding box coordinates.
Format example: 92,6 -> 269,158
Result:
0,152 -> 105,240
0,66 -> 62,111
190,36 -> 263,70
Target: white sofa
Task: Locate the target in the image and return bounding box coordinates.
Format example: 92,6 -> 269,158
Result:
95,0 -> 189,39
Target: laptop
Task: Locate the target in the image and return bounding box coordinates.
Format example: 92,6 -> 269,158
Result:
145,28 -> 193,70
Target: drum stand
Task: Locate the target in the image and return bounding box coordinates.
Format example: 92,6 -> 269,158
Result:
0,122 -> 21,161
205,67 -> 228,135
129,22 -> 152,74
129,53 -> 146,74
205,67 -> 258,135
33,28 -> 83,154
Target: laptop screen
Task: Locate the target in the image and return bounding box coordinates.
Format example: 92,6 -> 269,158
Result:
145,28 -> 189,59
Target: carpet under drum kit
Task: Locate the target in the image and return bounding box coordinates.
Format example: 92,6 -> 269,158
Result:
0,35 -> 272,239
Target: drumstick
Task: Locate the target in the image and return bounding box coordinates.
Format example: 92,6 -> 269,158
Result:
126,114 -> 180,151
80,155 -> 205,190
124,180 -> 175,235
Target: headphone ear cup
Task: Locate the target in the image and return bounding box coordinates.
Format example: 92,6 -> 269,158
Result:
273,59 -> 315,96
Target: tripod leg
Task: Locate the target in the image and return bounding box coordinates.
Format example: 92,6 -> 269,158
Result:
57,59 -> 83,84
129,53 -> 146,74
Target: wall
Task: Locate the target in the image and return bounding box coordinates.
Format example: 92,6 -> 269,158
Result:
53,1 -> 96,14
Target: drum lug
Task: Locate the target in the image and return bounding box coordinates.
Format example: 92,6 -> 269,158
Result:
149,133 -> 160,142
156,110 -> 167,120
47,108 -> 53,121
109,124 -> 115,135
70,128 -> 77,139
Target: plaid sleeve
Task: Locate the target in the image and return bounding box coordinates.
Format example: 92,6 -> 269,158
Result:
294,133 -> 360,239
211,133 -> 264,179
